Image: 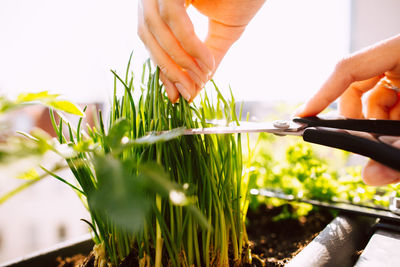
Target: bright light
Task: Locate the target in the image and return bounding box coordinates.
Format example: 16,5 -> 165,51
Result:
188,0 -> 351,103
0,0 -> 350,105
169,190 -> 186,205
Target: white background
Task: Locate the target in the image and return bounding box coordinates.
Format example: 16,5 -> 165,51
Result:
0,0 -> 350,104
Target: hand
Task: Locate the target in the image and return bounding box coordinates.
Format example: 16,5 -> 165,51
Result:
296,34 -> 400,186
138,0 -> 266,102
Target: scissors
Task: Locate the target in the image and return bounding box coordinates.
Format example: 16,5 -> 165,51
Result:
183,116 -> 400,171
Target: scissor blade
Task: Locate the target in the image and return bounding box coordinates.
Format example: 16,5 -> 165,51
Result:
183,121 -> 304,135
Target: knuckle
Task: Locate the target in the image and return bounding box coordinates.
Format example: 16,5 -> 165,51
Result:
158,4 -> 172,23
335,57 -> 351,73
334,57 -> 355,84
180,27 -> 196,42
158,65 -> 173,80
143,11 -> 154,28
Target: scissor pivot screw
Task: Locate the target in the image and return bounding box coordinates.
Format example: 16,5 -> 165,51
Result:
273,120 -> 290,129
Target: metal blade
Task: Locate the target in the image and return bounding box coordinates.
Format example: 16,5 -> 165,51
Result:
183,121 -> 305,136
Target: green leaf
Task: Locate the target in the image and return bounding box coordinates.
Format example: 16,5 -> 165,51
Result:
139,162 -> 180,197
16,168 -> 40,180
46,100 -> 84,116
90,155 -> 151,233
41,166 -> 84,194
0,164 -> 65,204
14,91 -> 84,116
186,205 -> 212,231
16,91 -> 59,103
0,179 -> 42,204
0,96 -> 16,114
130,128 -> 184,146
106,118 -> 130,149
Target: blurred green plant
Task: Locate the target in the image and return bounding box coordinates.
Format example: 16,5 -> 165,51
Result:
0,91 -> 83,116
247,132 -> 400,219
0,92 -> 83,204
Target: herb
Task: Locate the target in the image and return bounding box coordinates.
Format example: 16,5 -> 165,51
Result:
44,55 -> 250,267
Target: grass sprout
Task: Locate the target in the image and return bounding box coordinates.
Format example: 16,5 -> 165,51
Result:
47,54 -> 251,267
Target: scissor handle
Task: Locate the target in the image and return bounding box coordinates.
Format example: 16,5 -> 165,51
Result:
303,128 -> 400,171
294,116 -> 400,135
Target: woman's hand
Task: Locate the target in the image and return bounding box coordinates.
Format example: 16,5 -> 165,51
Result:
296,34 -> 400,186
138,0 -> 266,102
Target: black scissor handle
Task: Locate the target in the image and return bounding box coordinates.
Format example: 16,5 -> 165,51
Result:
302,128 -> 400,171
294,116 -> 400,136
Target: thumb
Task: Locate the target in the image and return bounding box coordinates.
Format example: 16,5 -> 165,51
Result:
362,139 -> 400,186
204,19 -> 246,71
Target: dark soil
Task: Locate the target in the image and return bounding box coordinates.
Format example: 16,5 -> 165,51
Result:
245,204 -> 334,266
56,254 -> 87,267
58,204 -> 334,267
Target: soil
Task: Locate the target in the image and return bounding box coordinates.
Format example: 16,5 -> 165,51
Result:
56,254 -> 87,267
245,204 -> 334,266
58,204 -> 334,267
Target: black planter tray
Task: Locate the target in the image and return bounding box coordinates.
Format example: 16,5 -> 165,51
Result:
0,234 -> 94,267
0,215 -> 378,267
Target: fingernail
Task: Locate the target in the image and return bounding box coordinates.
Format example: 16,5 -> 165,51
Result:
195,58 -> 212,78
175,83 -> 191,101
186,69 -> 204,88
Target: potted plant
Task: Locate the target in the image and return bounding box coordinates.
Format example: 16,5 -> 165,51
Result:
4,55 -> 251,267
1,55 -> 394,267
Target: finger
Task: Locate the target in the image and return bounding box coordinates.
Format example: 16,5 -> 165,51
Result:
338,76 -> 382,118
204,19 -> 247,71
296,34 -> 400,117
362,140 -> 400,186
189,83 -> 203,103
385,74 -> 400,120
158,0 -> 215,75
385,75 -> 400,119
389,95 -> 400,120
363,160 -> 400,186
365,83 -> 398,119
138,8 -> 195,101
160,72 -> 180,103
142,0 -> 208,87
